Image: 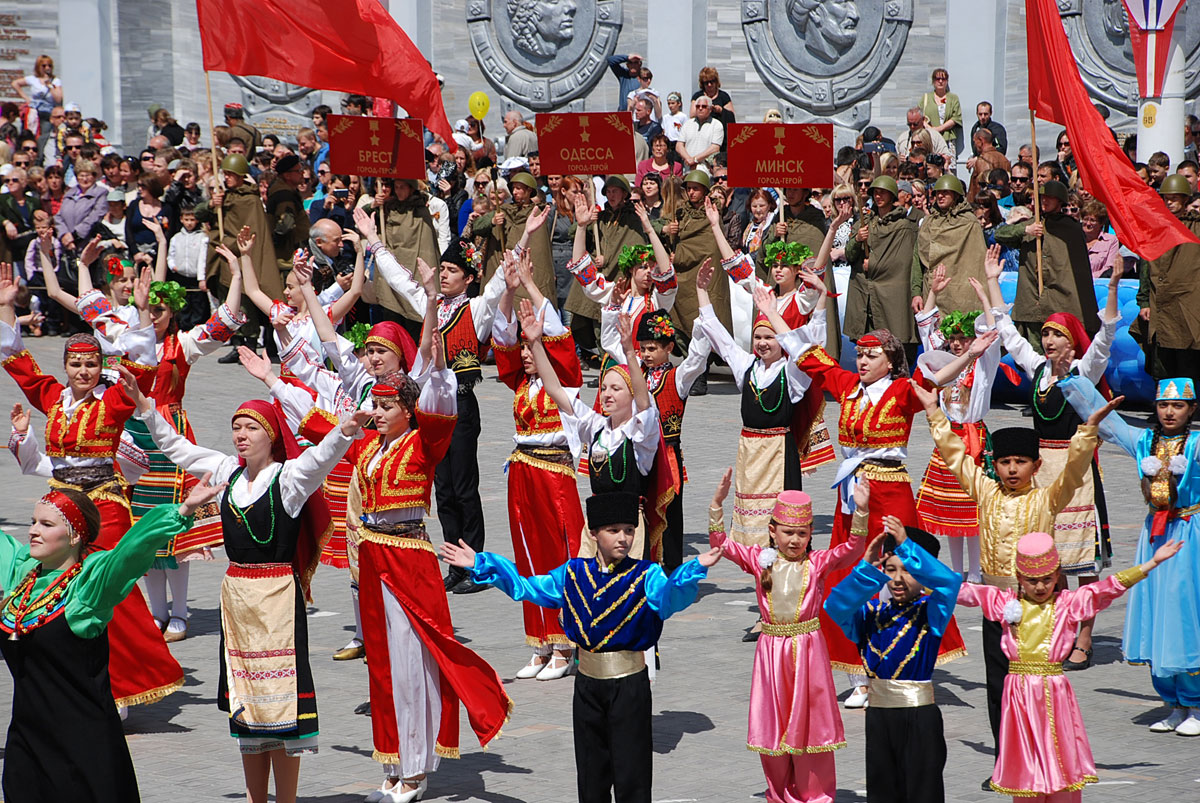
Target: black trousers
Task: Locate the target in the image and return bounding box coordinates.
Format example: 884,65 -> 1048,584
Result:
573,668 -> 652,803
864,705 -> 946,803
661,489 -> 684,575
982,617 -> 1009,754
434,386 -> 485,553
166,270 -> 209,332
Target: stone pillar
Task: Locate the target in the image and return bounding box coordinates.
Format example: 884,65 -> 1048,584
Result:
1137,30 -> 1186,166
945,0 -> 1007,172
647,0 -> 707,104
386,0 -> 432,58
59,0 -> 117,145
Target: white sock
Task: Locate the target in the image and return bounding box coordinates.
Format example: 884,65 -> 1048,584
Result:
949,538 -> 965,575
846,672 -> 867,690
966,536 -> 981,581
143,569 -> 168,624
166,564 -> 190,621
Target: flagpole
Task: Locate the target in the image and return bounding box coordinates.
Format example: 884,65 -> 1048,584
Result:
1029,110 -> 1043,295
205,71 -> 224,236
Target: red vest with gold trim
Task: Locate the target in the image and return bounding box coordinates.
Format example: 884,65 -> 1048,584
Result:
345,408 -> 457,515
646,364 -> 686,444
513,380 -> 565,437
150,333 -> 191,407
441,301 -> 482,383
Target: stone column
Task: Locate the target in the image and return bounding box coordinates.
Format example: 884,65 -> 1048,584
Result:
945,0 -> 1008,172
1136,29 -> 1186,166
647,0 -> 707,104
386,0 -> 432,58
60,0 -> 117,145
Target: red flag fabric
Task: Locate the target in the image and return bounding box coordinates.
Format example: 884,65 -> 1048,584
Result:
196,0 -> 455,151
1026,0 -> 1197,260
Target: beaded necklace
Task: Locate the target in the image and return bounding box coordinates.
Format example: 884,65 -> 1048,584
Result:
4,561 -> 83,640
750,366 -> 786,414
1032,364 -> 1069,421
226,467 -> 278,545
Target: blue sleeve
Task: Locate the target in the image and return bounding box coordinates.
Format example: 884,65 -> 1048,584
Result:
457,199 -> 473,237
1059,375 -> 1138,458
644,559 -> 707,619
471,552 -> 565,609
893,539 -> 962,637
824,561 -> 888,643
608,55 -> 629,78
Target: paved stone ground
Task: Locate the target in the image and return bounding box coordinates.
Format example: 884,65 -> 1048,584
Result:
0,336 -> 1194,802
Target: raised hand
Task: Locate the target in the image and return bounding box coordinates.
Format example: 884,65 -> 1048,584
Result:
852,477 -> 871,512
236,225 -> 255,255
353,206 -> 378,241
911,378 -> 939,413
983,243 -> 1003,280
291,255 -> 313,286
415,257 -> 438,297
132,266 -> 153,310
116,365 -> 152,414
1151,539 -> 1185,566
502,251 -> 521,293
439,538 -> 478,570
10,403 -> 29,434
525,202 -> 551,234
703,196 -> 721,227
696,545 -> 725,568
79,234 -> 103,267
611,275 -> 632,308
214,243 -> 239,268
752,284 -> 776,316
634,200 -> 650,225
142,216 -> 165,241
967,276 -> 989,308
967,329 -> 999,357
1086,394 -> 1125,428
711,467 -> 733,508
572,192 -> 594,226
237,346 -> 273,381
339,408 -> 373,437
696,257 -> 715,291
180,473 -> 228,517
517,297 -> 544,340
881,515 -> 907,545
832,205 -> 853,228
930,263 -> 950,295
617,310 -> 635,352
0,262 -> 17,307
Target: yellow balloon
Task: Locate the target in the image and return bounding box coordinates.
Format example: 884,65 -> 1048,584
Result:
468,91 -> 490,120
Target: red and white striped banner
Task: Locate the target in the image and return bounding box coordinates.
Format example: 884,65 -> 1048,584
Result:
1123,0 -> 1187,98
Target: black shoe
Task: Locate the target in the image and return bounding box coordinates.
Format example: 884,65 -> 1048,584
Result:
1063,644 -> 1092,671
981,776 -> 993,791
354,700 -> 371,716
443,568 -> 466,591
689,373 -> 708,397
586,377 -> 599,388
217,347 -> 242,364
453,576 -> 490,594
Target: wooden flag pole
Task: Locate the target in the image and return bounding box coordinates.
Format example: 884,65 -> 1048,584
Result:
1030,110 -> 1043,295
205,71 -> 224,236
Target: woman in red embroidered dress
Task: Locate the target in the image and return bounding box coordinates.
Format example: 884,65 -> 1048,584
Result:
493,251 -> 584,680
0,262 -> 184,714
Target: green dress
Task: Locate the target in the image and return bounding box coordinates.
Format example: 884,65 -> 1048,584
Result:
0,504 -> 193,803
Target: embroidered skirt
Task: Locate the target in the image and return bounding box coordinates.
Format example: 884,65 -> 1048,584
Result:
916,421 -> 988,538
318,456 -> 354,569
732,427 -> 799,548
218,562 -> 318,755
1035,440 -> 1111,575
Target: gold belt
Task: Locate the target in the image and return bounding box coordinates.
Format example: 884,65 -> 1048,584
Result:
868,678 -> 935,708
1008,660 -> 1063,676
577,649 -> 645,680
981,572 -> 1018,591
761,618 -> 820,637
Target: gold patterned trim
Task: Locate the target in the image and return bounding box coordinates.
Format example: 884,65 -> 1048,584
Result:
1115,566 -> 1148,588
747,740 -> 847,756
1,348 -> 34,368
858,463 -> 912,483
372,749 -> 400,764
435,743 -> 460,759
508,448 -> 575,477
525,633 -> 574,649
359,531 -> 436,552
1008,660 -> 1063,675
113,675 -> 184,708
868,678 -> 935,708
989,775 -> 1097,797
829,659 -> 867,673
934,645 -> 968,666
232,409 -> 277,442
761,619 -> 820,637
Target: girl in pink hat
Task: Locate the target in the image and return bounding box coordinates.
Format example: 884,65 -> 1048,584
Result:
709,470 -> 872,803
957,531 -> 1182,801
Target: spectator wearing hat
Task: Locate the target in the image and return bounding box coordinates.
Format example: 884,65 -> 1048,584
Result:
996,179 -> 1099,347
474,171 -> 556,308
664,170 -> 731,362
677,97 -> 723,171
607,53 -> 643,111
86,187 -> 128,259
222,102 -> 262,152
662,92 -> 689,145
266,153 -> 310,273
502,111 -> 537,159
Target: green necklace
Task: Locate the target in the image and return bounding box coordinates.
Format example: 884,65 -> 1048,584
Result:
750,367 -> 786,414
593,438 -> 630,485
227,468 -> 278,545
1032,364 -> 1068,421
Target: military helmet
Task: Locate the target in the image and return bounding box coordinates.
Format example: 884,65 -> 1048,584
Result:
604,174 -> 631,194
683,169 -> 711,190
1038,179 -> 1069,204
931,174 -> 965,196
509,171 -> 538,191
220,152 -> 250,177
868,175 -> 899,198
1159,173 -> 1192,197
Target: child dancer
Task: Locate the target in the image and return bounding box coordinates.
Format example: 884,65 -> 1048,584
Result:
1060,375 -> 1200,734
441,491 -> 722,803
825,516 -> 962,803
709,469 -> 869,803
914,264 -> 1001,582
987,255 -> 1122,670
912,380 -> 1117,787
958,532 -> 1181,801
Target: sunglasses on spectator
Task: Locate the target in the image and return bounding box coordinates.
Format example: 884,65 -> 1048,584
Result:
13,160 -> 28,167
981,183 -> 1002,191
713,175 -> 728,183
1065,205 -> 1079,214
21,145 -> 36,153
703,79 -> 717,86
907,121 -> 923,128
933,75 -> 948,82
857,181 -> 871,188
834,197 -> 854,204
141,155 -> 154,161
65,145 -> 81,152
4,178 -> 20,184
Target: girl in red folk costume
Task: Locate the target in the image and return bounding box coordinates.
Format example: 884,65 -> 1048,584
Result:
124,372 -> 367,803
712,199 -> 851,475
793,290 -> 982,707
77,239 -> 247,643
0,262 -> 185,716
353,204 -> 523,594
493,251 -> 586,681
305,262 -> 511,802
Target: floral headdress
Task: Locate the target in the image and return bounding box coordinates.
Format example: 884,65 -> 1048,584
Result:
106,254 -> 133,278
617,244 -> 654,275
461,242 -> 483,273
937,309 -> 982,340
148,280 -> 187,312
344,321 -> 371,351
764,241 -> 812,267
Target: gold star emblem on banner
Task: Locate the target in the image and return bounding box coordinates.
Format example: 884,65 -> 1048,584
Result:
370,135 -> 380,146
368,119 -> 379,131
774,126 -> 786,154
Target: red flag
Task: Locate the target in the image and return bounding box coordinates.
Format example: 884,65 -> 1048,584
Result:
1026,0 -> 1197,260
196,0 -> 455,151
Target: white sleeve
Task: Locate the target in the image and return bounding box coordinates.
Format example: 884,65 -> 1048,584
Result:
278,428 -> 355,517
559,397 -> 605,462
470,266 -> 508,341
696,304 -> 752,389
267,381 -> 314,435
599,306 -> 628,366
118,324 -> 159,367
492,306 -> 518,346
176,303 -> 246,364
116,430 -> 150,486
965,337 -> 1003,422
167,235 -> 182,272
674,323 -> 712,397
0,320 -> 24,360
417,365 -> 458,416
1076,312 -> 1119,385
629,405 -> 661,474
316,282 -> 345,306
994,311 -> 1044,379
369,243 -> 429,314
775,329 -> 814,401
8,428 -> 53,478
321,337 -> 373,404
915,306 -> 942,353
136,407 -> 235,482
189,235 -> 207,280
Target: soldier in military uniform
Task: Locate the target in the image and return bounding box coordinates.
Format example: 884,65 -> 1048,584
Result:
996,180 -> 1099,349
912,174 -> 989,317
202,152 -> 280,361
562,174 -> 647,361
265,154 -> 310,274
377,178 -> 440,338
1133,174 -> 1200,384
223,102 -> 262,152
763,186 -> 841,360
843,175 -> 920,361
472,172 -> 557,309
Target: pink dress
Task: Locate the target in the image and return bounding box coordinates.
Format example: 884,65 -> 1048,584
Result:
958,573 -> 1140,797
711,521 -> 864,754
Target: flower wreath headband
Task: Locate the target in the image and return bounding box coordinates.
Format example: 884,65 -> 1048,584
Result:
764,241 -> 812,267
149,280 -> 187,312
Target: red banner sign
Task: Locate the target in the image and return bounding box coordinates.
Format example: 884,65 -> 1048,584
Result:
327,114 -> 426,180
726,123 -> 834,188
537,112 -> 636,176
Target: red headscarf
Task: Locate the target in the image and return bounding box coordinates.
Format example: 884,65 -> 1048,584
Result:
365,322 -> 418,373
1042,313 -> 1112,399
231,399 -> 332,601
